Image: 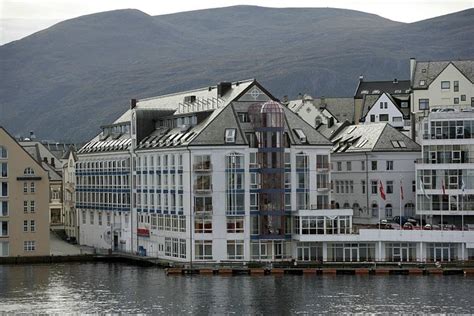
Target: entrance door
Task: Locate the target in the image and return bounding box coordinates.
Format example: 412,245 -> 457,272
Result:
392,247 -> 401,261
344,246 -> 358,262
401,247 -> 409,262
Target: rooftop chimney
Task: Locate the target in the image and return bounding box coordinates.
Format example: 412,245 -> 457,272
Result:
130,98 -> 137,109
410,58 -> 416,84
29,131 -> 36,140
50,157 -> 55,167
320,96 -> 326,109
298,93 -> 303,100
359,75 -> 364,81
393,78 -> 398,84
217,82 -> 232,97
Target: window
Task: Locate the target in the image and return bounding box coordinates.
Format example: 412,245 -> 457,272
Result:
24,167 -> 34,175
23,220 -> 28,232
194,155 -> 211,171
379,114 -> 389,122
316,155 -> 329,169
337,162 -> 342,171
24,241 -> 35,252
90,211 -> 94,225
346,162 -> 352,171
386,181 -> 393,194
454,97 -> 459,104
454,81 -> 459,92
419,99 -> 429,110
82,211 -> 86,224
472,97 -> 474,107
24,201 -> 28,213
461,95 -> 466,102
361,161 -> 365,171
194,217 -> 212,233
385,204 -> 393,217
419,80 -> 425,86
401,101 -> 409,108
1,182 -> 8,197
30,220 -> 35,232
0,146 -> 7,159
98,212 -> 103,226
195,240 -> 212,260
294,129 -> 307,143
371,161 -> 377,171
30,201 -> 35,213
227,240 -> 244,260
225,128 -> 236,143
0,163 -> 7,178
371,181 -> 378,194
441,81 -> 450,89
412,180 -> 416,192
370,115 -> 375,122
227,217 -> 244,233
30,182 -> 35,193
362,180 -> 366,194
237,112 -> 250,123
386,161 -> 393,170
0,201 -> 8,216
23,182 -> 28,193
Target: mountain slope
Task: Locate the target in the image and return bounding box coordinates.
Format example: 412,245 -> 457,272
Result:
0,6 -> 473,142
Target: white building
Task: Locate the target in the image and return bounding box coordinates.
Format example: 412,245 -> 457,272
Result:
416,110 -> 474,228
62,147 -> 78,240
330,123 -> 420,224
77,79 -> 334,262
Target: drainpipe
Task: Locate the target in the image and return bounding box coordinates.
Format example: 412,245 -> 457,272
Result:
364,152 -> 369,217
187,146 -> 193,271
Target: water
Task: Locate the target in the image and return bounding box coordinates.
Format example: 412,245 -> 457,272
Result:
0,263 -> 473,314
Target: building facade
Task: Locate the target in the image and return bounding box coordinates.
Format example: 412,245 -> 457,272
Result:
0,127 -> 50,256
63,147 -> 78,240
76,79 -> 335,262
330,123 -> 420,224
416,111 -> 474,228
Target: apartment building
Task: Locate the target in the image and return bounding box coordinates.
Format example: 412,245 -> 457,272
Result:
0,127 -> 50,256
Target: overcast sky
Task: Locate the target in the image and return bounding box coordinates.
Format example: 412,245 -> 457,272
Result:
1,0 -> 472,45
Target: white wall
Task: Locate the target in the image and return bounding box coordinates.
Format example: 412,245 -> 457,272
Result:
363,93 -> 406,128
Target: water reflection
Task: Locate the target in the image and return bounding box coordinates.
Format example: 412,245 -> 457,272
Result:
0,263 -> 473,313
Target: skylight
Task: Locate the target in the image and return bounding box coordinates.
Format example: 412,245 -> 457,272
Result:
225,128 -> 236,143
294,128 -> 307,143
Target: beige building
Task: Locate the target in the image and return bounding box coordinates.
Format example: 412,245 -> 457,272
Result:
0,127 -> 50,256
62,147 -> 78,240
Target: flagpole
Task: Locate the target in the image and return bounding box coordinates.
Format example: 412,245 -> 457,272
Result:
399,180 -> 402,230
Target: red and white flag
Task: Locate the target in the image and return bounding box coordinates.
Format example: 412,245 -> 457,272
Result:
379,181 -> 386,201
400,180 -> 404,200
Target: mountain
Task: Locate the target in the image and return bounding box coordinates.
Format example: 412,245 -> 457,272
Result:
0,6 -> 473,142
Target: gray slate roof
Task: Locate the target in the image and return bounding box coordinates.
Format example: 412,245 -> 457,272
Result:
355,80 -> 411,98
332,123 -> 420,153
412,60 -> 474,89
313,97 -> 354,123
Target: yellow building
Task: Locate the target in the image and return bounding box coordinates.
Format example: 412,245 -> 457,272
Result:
0,127 -> 50,256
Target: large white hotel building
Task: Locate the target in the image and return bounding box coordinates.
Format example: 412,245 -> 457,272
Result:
77,79 -> 474,263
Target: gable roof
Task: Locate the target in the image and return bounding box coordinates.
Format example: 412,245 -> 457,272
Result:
355,79 -> 411,99
412,60 -> 474,89
313,97 -> 354,123
332,123 -> 420,153
360,93 -> 410,121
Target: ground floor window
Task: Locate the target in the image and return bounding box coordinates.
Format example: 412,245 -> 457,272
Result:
385,243 -> 416,262
51,208 -> 61,224
327,243 -> 375,262
296,242 -> 322,261
24,240 -> 36,252
427,243 -> 458,262
468,248 -> 474,261
250,241 -> 290,260
195,240 -> 212,260
227,240 -> 244,260
0,241 -> 9,256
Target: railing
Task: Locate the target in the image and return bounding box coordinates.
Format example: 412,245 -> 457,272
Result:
316,163 -> 330,169
415,158 -> 474,164
193,186 -> 213,194
194,205 -> 213,213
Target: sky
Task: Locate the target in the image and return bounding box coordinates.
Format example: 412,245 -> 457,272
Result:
1,0 -> 472,45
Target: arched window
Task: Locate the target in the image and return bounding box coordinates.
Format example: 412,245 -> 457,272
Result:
385,203 -> 393,218
343,202 -> 350,208
404,203 -> 415,217
24,167 -> 35,175
371,202 -> 378,217
0,146 -> 7,159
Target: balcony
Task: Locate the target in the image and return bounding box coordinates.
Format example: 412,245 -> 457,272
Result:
194,205 -> 213,214
193,185 -> 213,194
316,163 -> 330,170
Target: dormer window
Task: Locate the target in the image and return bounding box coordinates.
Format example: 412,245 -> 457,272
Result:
293,128 -> 307,143
225,128 -> 236,143
420,80 -> 426,86
372,90 -> 380,94
361,90 -> 369,94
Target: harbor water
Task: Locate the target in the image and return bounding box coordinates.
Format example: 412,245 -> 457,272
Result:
0,262 -> 473,314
